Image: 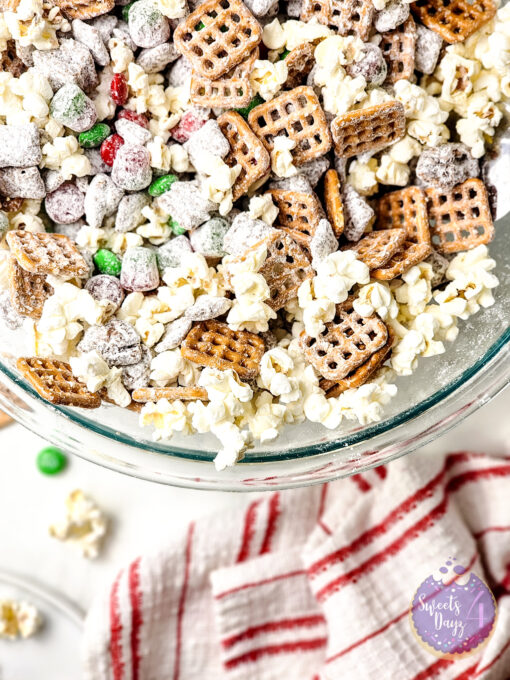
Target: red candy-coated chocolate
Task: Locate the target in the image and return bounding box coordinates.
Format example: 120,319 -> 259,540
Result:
110,73 -> 128,106
171,110 -> 207,143
100,133 -> 125,166
117,109 -> 149,129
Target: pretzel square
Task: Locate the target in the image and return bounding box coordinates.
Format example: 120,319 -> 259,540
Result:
54,0 -> 114,19
268,188 -> 322,247
132,386 -> 208,402
301,0 -> 374,40
17,357 -> 101,408
411,0 -> 496,44
6,231 -> 88,278
190,48 -> 258,109
181,320 -> 265,379
320,327 -> 394,397
344,229 -> 407,269
372,186 -> 432,279
425,178 -> 494,254
258,231 -> 314,310
300,298 -> 388,380
380,16 -> 417,84
248,86 -> 332,166
217,110 -> 271,201
283,43 -> 315,90
9,258 -> 54,319
0,196 -> 23,213
323,169 -> 344,238
174,0 -> 262,80
331,101 -> 405,158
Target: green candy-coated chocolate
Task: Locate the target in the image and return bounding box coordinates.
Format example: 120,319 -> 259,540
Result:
236,93 -> 264,119
168,218 -> 186,235
196,20 -> 205,30
122,0 -> 137,21
149,174 -> 178,196
93,248 -> 122,276
79,123 -> 110,149
37,446 -> 67,475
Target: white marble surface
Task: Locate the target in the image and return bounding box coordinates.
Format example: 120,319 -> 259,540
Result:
0,387 -> 509,615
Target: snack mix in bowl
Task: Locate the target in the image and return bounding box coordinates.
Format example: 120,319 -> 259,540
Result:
0,0 -> 507,469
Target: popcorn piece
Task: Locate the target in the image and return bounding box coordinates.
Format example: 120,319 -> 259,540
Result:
271,136 -> 298,178
353,281 -> 398,320
342,184 -> 375,241
250,59 -> 288,102
49,489 -> 108,559
0,600 -> 42,640
84,173 -> 124,228
395,263 -> 434,316
128,0 -> 170,48
156,182 -> 214,231
0,166 -> 45,199
0,123 -> 41,168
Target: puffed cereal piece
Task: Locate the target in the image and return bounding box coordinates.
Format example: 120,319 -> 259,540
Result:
342,184 -> 375,242
156,182 -> 215,231
374,0 -> 409,32
72,19 -> 110,66
346,43 -> 387,87
79,319 -> 142,366
50,85 -> 98,134
0,125 -> 42,169
185,295 -> 232,320
121,345 -> 152,390
128,0 -> 170,48
46,182 -> 86,225
156,235 -> 194,270
414,24 -> 443,74
33,39 -> 98,94
223,213 -> 275,255
120,247 -> 160,292
154,317 -> 193,352
0,168 -> 45,200
190,218 -> 230,258
136,43 -> 180,73
85,274 -> 125,309
184,120 -> 230,169
111,145 -> 152,191
283,43 -> 315,90
55,0 -> 115,20
115,192 -> 150,233
415,143 -> 479,190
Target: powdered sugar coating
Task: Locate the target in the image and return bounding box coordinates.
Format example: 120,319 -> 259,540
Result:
50,84 -> 98,133
346,43 -> 387,87
79,319 -> 142,366
416,144 -> 479,190
374,0 -> 409,32
185,295 -> 232,320
111,145 -> 152,191
415,24 -> 443,75
114,119 -> 152,146
85,275 -> 125,309
184,120 -> 230,166
154,317 -> 193,352
0,291 -> 24,330
189,218 -> 229,258
84,174 -> 125,229
128,0 -> 171,48
343,185 -> 375,242
120,247 -> 160,291
156,182 -> 214,231
45,183 -> 86,225
33,39 -> 98,94
0,124 -> 41,169
136,43 -> 180,73
0,167 -> 45,200
310,219 -> 339,267
223,213 -> 275,255
115,193 -> 150,233
122,345 -> 152,390
156,235 -> 194,270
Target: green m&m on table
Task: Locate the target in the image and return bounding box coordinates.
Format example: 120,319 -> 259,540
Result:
79,123 -> 110,149
37,446 -> 67,475
93,249 -> 122,276
149,174 -> 178,197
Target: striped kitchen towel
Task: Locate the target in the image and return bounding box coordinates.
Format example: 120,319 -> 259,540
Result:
83,451 -> 510,679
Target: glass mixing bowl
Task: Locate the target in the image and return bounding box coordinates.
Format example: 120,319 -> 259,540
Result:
0,214 -> 509,490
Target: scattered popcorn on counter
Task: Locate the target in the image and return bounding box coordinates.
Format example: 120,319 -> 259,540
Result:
49,490 -> 108,559
0,600 -> 42,640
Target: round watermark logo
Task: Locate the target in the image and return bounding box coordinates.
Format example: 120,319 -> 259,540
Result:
410,558 -> 497,658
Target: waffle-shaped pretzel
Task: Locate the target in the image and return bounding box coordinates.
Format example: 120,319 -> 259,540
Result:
320,327 -> 394,397
425,178 -> 494,254
9,258 -> 54,319
217,111 -> 271,201
331,101 -> 405,158
411,0 -> 496,44
17,357 -> 101,408
380,16 -> 417,84
301,0 -> 374,40
54,0 -> 114,19
323,169 -> 344,237
258,231 -> 314,310
248,86 -> 332,166
372,186 -> 432,279
344,229 -> 407,269
268,189 -> 322,247
283,43 -> 315,90
132,386 -> 208,402
174,0 -> 262,80
181,320 -> 265,379
6,230 -> 88,278
190,48 -> 258,109
300,299 -> 388,380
